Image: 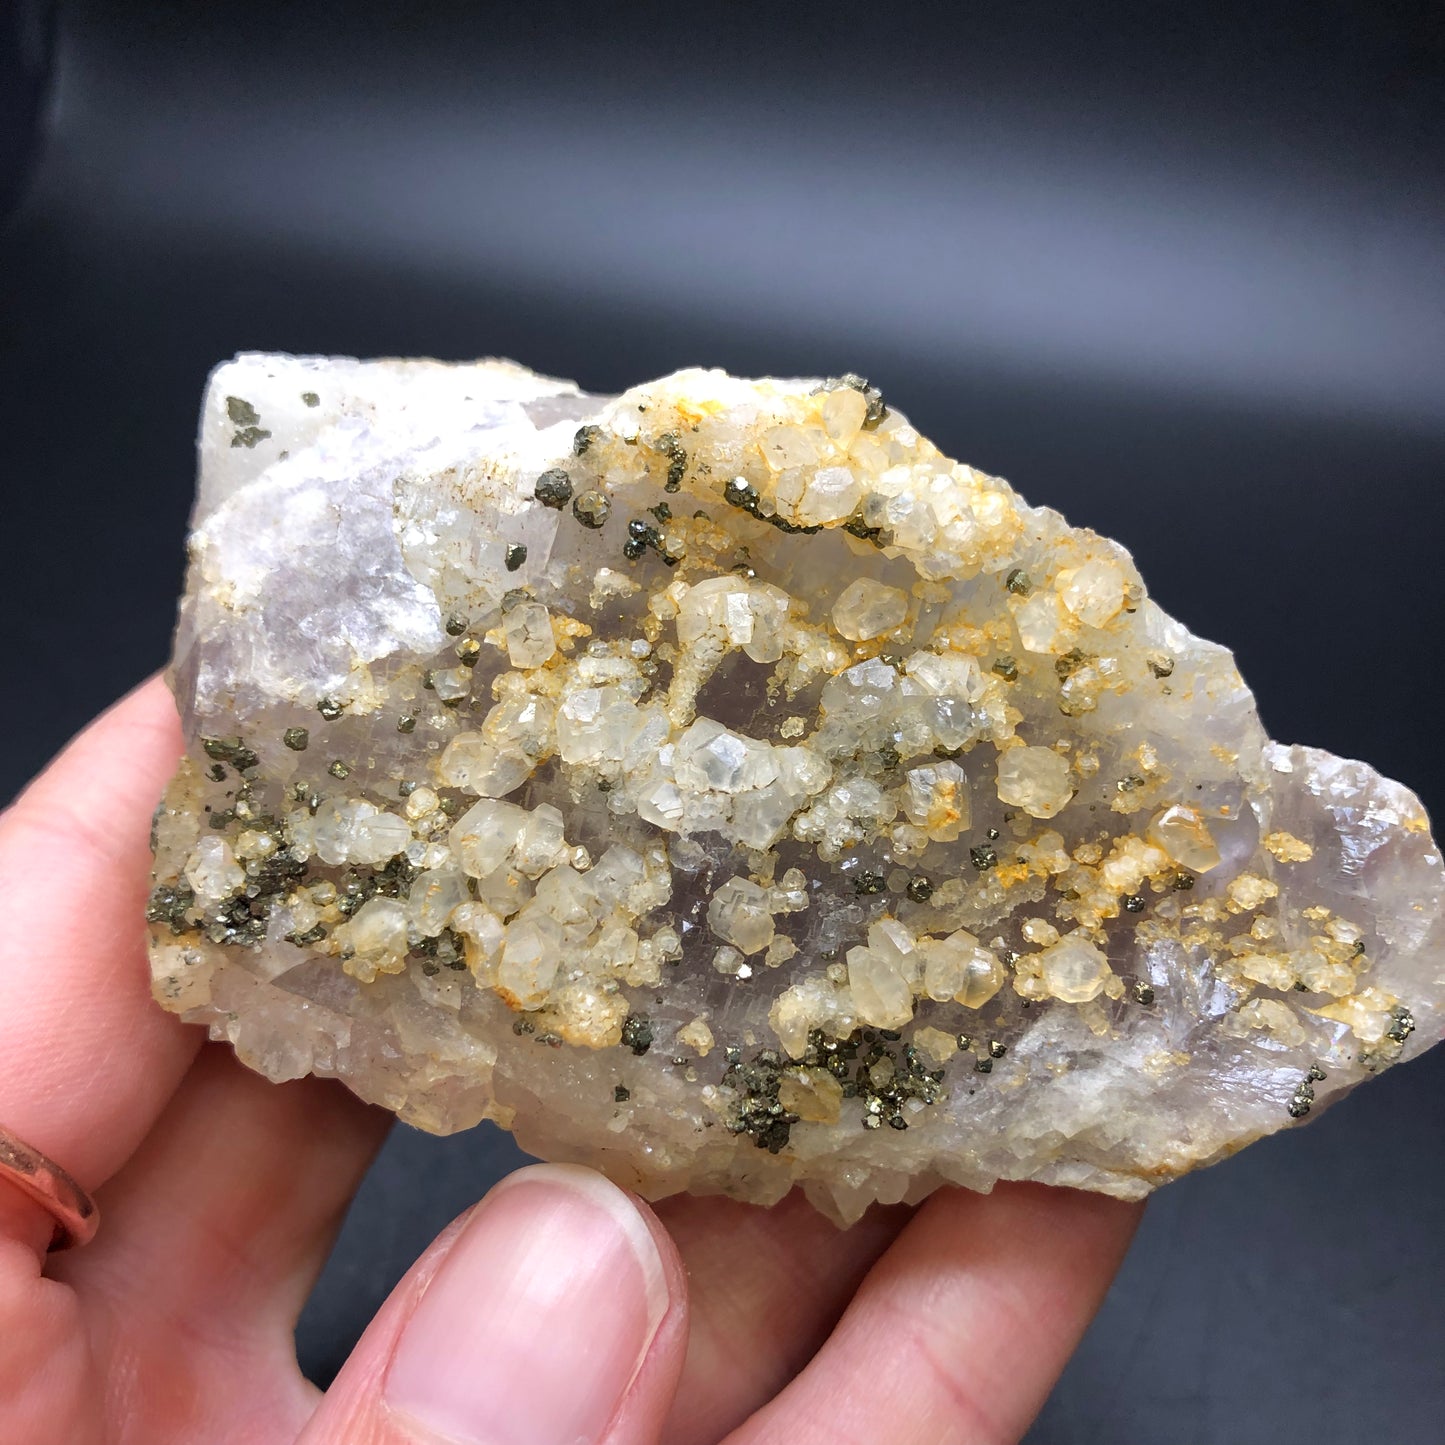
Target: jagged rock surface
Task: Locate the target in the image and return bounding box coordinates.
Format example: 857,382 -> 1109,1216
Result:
147,355 -> 1445,1223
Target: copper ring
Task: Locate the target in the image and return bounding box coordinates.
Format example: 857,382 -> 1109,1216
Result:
0,1125 -> 99,1251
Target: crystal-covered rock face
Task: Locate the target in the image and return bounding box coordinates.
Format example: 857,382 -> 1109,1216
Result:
148,354 -> 1445,1224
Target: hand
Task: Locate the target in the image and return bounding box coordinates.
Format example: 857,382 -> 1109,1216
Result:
0,678 -> 1140,1445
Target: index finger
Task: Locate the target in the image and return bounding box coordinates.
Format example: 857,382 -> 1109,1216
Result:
721,1183 -> 1141,1445
0,677 -> 199,1253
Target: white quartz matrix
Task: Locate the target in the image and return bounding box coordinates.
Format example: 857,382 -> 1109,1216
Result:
147,354 -> 1445,1223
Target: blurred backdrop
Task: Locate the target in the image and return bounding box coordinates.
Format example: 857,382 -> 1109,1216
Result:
2,1 -> 1443,1440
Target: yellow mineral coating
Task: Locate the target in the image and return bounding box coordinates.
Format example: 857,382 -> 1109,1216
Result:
1146,804 -> 1222,874
913,1026 -> 960,1065
1312,988 -> 1402,1045
778,1067 -> 845,1124
677,1017 -> 717,1056
1263,831 -> 1314,863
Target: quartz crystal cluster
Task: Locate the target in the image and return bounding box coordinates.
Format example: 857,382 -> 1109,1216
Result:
148,355 -> 1445,1222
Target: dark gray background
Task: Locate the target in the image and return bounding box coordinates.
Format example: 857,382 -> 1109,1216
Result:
2,2 -> 1443,1440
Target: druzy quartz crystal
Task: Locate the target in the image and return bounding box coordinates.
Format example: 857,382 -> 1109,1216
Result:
148,355 -> 1445,1223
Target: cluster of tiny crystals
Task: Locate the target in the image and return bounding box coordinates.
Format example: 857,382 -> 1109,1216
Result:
147,356 -> 1444,1223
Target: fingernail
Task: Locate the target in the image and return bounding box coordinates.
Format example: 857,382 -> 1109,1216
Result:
385,1163 -> 669,1445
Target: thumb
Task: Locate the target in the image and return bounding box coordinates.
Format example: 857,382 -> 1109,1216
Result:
298,1163 -> 688,1445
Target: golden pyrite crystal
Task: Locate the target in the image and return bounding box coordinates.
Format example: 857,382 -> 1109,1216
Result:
147,356 -> 1444,1223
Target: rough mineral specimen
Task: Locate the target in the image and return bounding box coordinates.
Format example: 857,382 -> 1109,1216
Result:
148,355 -> 1445,1223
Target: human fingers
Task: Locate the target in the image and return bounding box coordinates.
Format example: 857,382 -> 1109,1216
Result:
0,675 -> 199,1257
0,678 -> 197,1444
46,1045 -> 389,1444
655,1190 -> 910,1445
722,1183 -> 1142,1445
297,1163 -> 689,1445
